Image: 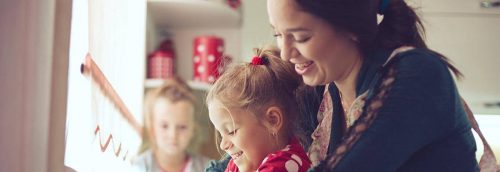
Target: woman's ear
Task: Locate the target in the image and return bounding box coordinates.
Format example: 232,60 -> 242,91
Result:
263,106 -> 284,133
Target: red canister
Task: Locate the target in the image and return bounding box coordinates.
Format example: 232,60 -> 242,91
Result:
147,39 -> 175,79
193,36 -> 224,84
147,50 -> 174,79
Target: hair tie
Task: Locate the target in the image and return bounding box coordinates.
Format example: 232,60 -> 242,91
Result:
251,56 -> 266,65
378,0 -> 390,15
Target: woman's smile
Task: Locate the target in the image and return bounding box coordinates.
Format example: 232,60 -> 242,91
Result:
294,61 -> 314,75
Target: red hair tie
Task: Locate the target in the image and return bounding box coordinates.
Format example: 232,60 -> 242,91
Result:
251,56 -> 265,65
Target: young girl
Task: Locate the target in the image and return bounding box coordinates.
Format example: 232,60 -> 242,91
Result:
206,47 -> 312,172
133,76 -> 210,172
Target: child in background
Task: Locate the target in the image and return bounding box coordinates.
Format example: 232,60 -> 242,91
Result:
133,76 -> 210,172
206,47 -> 312,172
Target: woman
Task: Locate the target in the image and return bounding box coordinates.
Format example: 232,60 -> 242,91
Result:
267,0 -> 478,171
206,0 -> 479,171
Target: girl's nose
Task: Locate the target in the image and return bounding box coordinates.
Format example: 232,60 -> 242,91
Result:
167,127 -> 178,140
219,136 -> 232,151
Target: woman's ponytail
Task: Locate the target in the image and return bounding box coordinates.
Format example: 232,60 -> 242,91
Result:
375,0 -> 463,78
375,0 -> 426,50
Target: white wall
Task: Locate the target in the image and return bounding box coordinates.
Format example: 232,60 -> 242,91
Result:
241,0 -> 275,61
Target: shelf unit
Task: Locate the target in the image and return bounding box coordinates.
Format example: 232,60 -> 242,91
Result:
145,0 -> 242,159
146,0 -> 242,84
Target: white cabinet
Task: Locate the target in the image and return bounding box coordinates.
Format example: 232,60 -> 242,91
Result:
145,0 -> 242,159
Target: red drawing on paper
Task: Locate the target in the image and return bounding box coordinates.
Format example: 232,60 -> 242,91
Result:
93,125 -> 128,160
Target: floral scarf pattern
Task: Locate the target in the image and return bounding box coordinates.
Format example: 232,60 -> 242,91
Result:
307,87 -> 369,166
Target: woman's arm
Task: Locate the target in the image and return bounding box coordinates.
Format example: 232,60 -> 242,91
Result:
325,50 -> 473,171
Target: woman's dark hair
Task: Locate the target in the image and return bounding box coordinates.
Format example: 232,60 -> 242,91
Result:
295,0 -> 462,78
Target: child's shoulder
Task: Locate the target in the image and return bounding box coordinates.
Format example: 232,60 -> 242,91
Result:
258,138 -> 311,172
130,150 -> 154,170
189,153 -> 212,170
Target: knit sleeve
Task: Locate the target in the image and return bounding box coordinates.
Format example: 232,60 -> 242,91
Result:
204,154 -> 231,172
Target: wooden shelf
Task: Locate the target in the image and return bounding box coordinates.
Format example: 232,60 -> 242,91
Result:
145,79 -> 212,91
147,0 -> 241,29
187,80 -> 212,91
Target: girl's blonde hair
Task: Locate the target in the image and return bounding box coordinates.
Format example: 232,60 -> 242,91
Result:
207,46 -> 305,151
139,76 -> 197,153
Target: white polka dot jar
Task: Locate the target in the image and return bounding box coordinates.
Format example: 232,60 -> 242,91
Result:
193,35 -> 225,84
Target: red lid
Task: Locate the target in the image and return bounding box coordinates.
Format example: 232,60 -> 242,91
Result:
148,50 -> 174,59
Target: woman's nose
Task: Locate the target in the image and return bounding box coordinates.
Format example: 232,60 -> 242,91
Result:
279,38 -> 294,62
219,136 -> 232,151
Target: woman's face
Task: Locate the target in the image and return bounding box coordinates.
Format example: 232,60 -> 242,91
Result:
267,0 -> 361,86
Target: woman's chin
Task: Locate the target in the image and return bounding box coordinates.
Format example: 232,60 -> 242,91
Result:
302,76 -> 323,86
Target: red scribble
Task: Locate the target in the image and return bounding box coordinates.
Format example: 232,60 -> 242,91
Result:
94,125 -> 128,160
122,150 -> 129,161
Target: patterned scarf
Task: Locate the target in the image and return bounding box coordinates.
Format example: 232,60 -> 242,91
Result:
307,84 -> 334,166
308,47 -> 415,167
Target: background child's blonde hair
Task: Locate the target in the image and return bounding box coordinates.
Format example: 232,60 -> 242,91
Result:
206,46 -> 305,151
139,76 -> 198,153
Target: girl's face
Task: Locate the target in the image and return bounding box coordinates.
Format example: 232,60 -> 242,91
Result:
208,100 -> 276,172
152,98 -> 195,156
267,0 -> 361,86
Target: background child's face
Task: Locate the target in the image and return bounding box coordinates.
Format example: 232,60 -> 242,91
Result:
208,100 -> 276,172
152,98 -> 195,156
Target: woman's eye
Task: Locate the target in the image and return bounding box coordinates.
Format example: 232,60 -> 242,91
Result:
161,124 -> 168,129
295,36 -> 311,43
273,33 -> 282,38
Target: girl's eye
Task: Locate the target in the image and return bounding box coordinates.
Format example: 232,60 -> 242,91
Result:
273,33 -> 282,38
228,129 -> 238,136
177,125 -> 187,130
